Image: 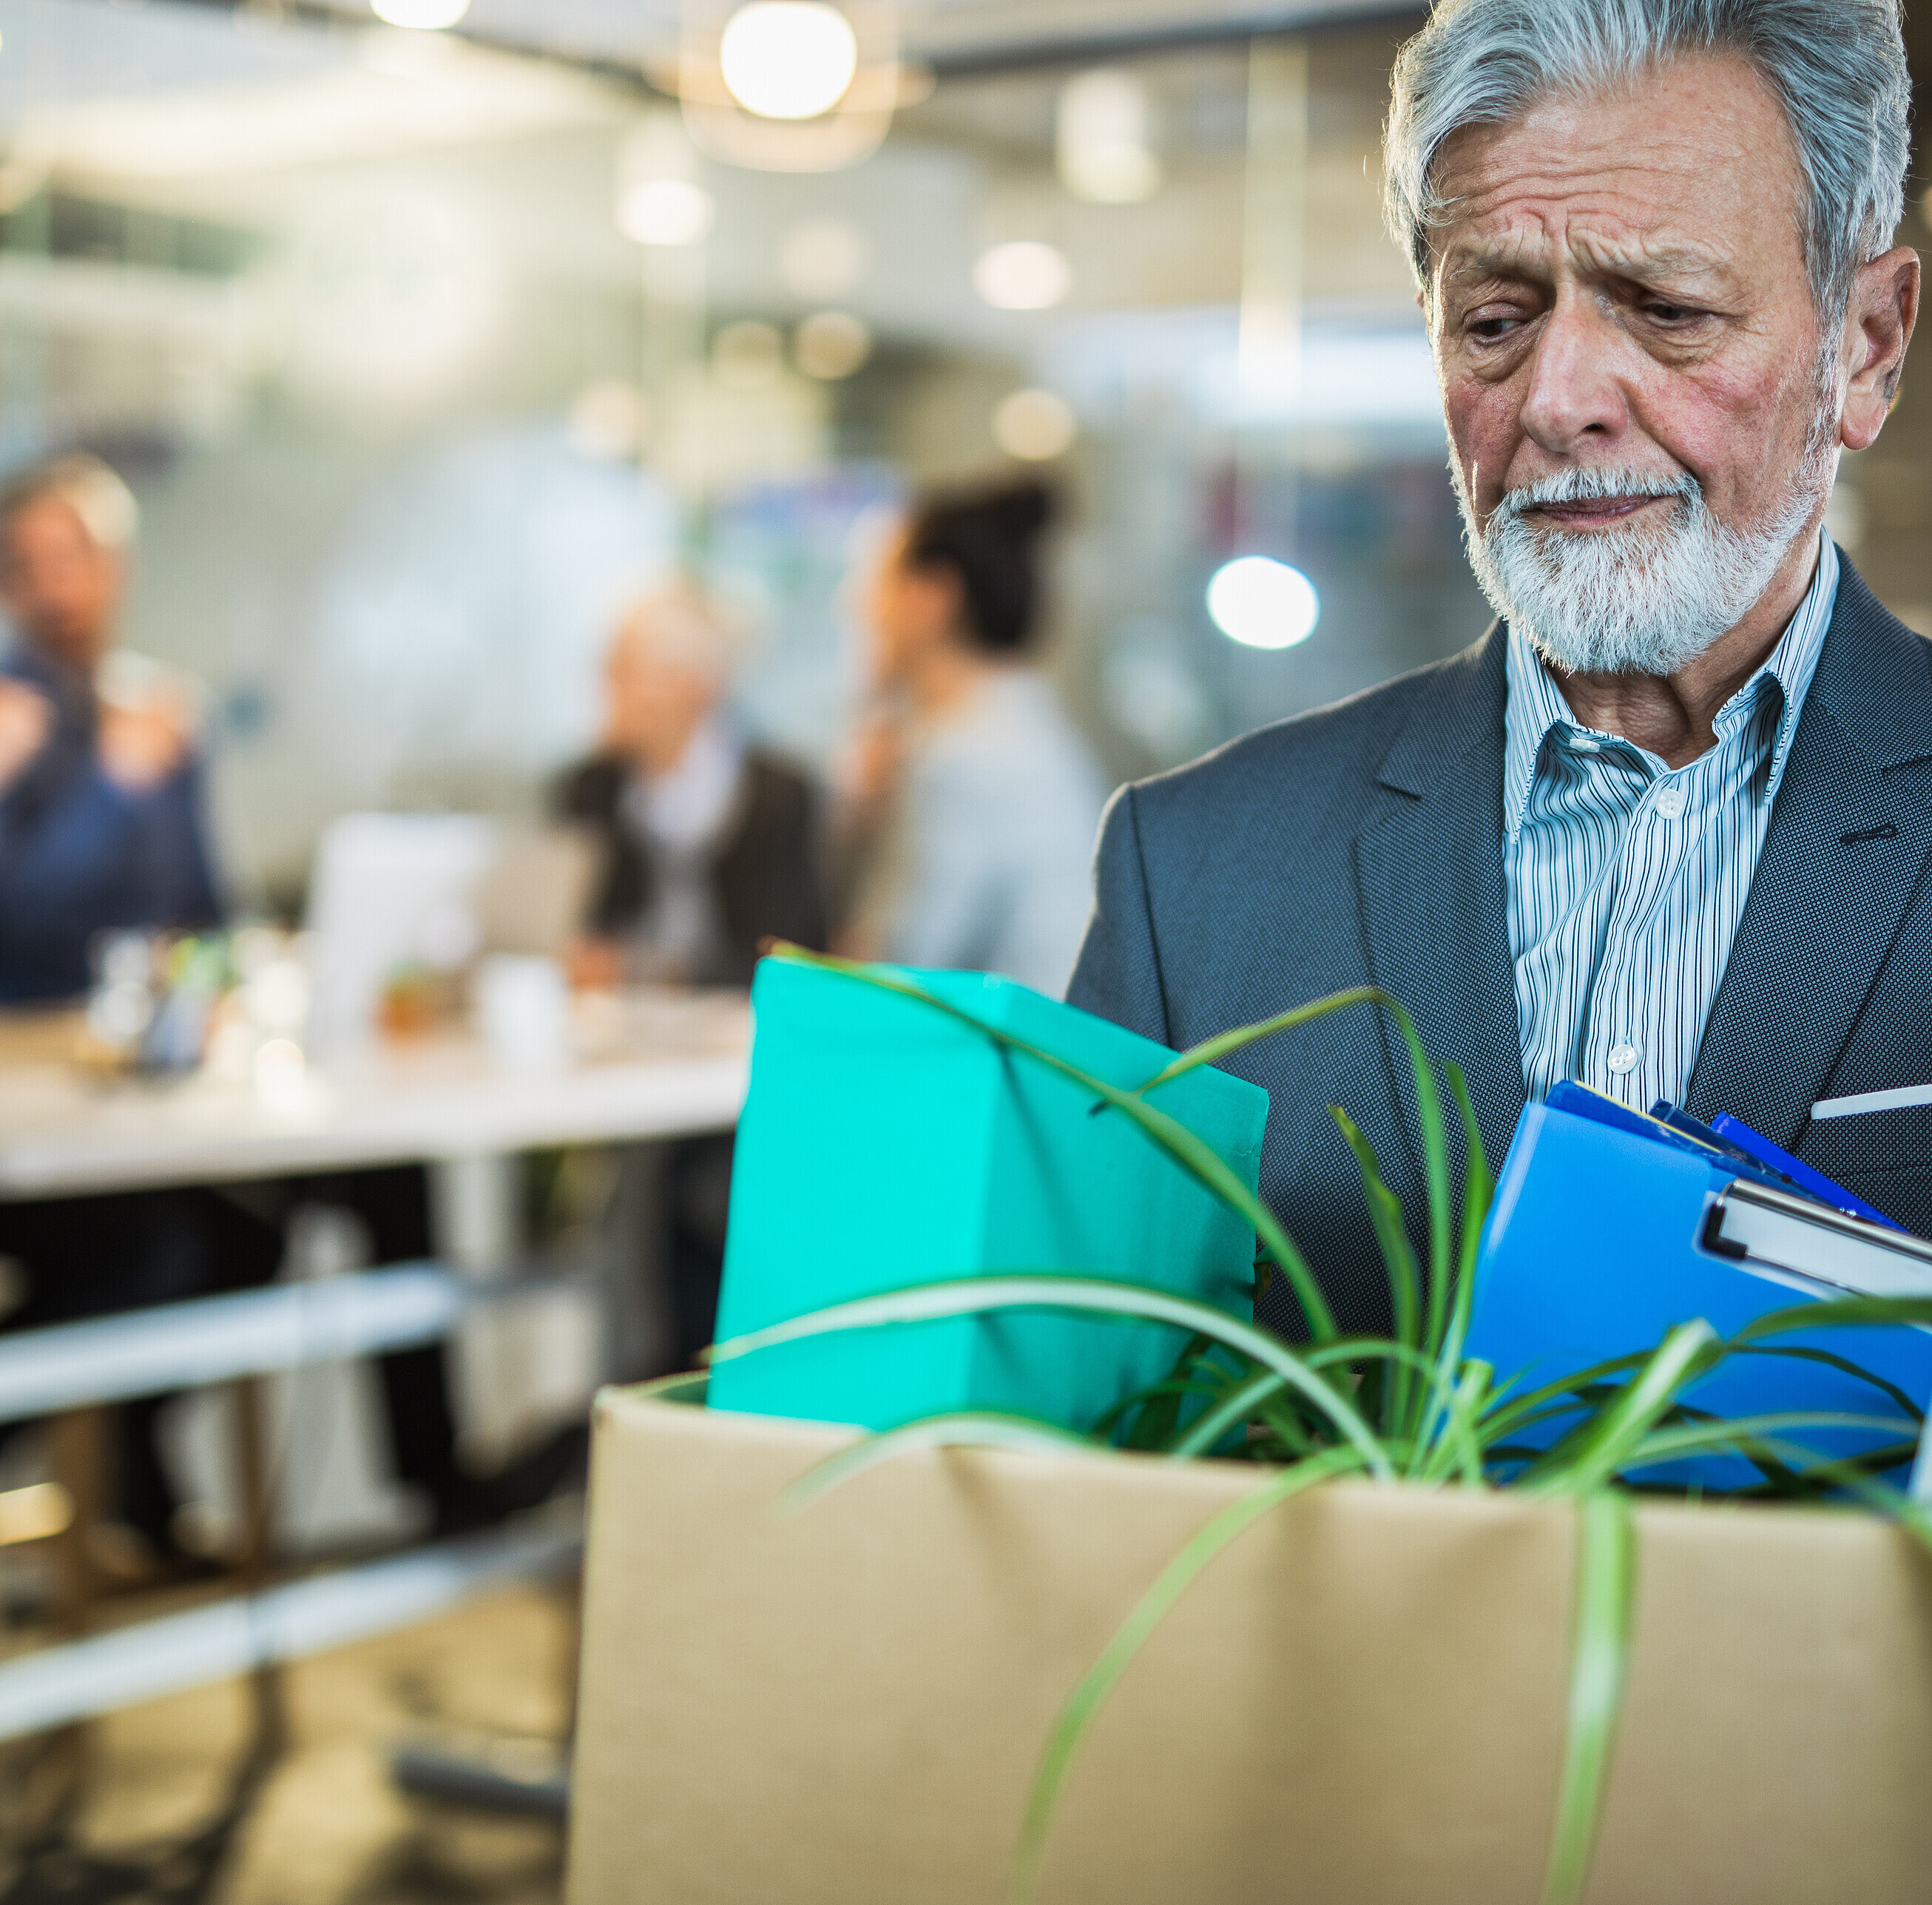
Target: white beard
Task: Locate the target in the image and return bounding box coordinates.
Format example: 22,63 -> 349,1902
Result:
1455,442 -> 1830,678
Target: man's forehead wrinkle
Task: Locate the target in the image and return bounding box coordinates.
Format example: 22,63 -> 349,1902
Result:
1449,139 -> 1732,208
1445,156 -> 1751,235
1426,55 -> 1808,288
1565,224 -> 1730,281
1438,213 -> 1733,294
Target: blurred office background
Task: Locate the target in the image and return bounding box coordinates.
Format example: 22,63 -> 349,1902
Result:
7,0 -> 1931,916
10,1 -> 1932,1896
0,0 -> 1510,916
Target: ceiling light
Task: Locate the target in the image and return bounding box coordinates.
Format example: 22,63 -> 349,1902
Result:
1058,68 -> 1161,205
973,240 -> 1072,312
1207,557 -> 1319,649
794,310 -> 872,380
993,389 -> 1076,461
618,176 -> 715,246
718,2 -> 859,121
369,0 -> 470,28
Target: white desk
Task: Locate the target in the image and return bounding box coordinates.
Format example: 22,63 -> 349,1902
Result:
0,986 -> 751,1746
0,988 -> 749,1199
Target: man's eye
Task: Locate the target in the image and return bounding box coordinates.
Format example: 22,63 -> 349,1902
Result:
1644,302 -> 1701,324
1469,314 -> 1521,341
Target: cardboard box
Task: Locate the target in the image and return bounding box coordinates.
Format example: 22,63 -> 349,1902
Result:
709,960 -> 1267,1432
567,1386 -> 1932,1905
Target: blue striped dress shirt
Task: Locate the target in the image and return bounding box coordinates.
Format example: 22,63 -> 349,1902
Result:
1503,529 -> 1837,1110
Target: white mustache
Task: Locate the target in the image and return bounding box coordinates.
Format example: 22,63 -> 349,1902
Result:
1491,466 -> 1701,525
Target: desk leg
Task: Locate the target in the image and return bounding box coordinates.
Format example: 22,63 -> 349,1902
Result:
429,1154 -> 521,1279
236,1376 -> 288,1760
44,1405 -> 105,1813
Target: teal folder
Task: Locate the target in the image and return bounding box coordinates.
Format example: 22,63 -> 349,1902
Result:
707,958 -> 1270,1433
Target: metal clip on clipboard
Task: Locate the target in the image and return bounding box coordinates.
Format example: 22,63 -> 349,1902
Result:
1701,1179 -> 1932,1503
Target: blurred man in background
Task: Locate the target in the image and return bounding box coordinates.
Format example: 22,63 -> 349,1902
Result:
556,583 -> 826,988
840,478 -> 1104,1000
555,583 -> 828,1367
0,455 -> 219,1003
0,456 -> 271,1573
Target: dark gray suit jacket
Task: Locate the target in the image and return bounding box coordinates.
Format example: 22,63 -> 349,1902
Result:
1068,555 -> 1932,1341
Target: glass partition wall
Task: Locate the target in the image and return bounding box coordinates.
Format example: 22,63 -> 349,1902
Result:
0,1 -> 1508,907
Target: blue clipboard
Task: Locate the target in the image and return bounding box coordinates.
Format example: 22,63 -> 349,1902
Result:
1465,1097 -> 1932,1492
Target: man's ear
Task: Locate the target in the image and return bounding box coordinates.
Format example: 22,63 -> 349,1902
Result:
1841,245 -> 1920,452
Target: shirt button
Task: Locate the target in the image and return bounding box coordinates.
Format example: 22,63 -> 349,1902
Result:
1607,1043 -> 1639,1075
1570,735 -> 1599,754
1654,784 -> 1686,819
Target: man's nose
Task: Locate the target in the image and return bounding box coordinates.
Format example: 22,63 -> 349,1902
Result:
1518,288 -> 1631,456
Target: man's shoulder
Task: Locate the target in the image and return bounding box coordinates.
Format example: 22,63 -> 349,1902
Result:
1816,557 -> 1932,762
1127,632 -> 1500,831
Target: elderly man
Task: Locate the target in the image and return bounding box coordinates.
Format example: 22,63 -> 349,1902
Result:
1070,0 -> 1925,1341
0,457 -> 256,1570
555,583 -> 827,989
554,584 -> 828,1368
0,455 -> 218,1001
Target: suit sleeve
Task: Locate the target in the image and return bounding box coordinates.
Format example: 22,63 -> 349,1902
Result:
549,757 -> 639,938
149,754 -> 223,928
1064,782 -> 1171,1044
0,753 -> 220,1000
0,766 -> 145,927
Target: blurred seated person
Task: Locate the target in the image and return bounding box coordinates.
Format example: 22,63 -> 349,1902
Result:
0,456 -> 245,1571
840,478 -> 1105,999
0,465 -> 574,1552
553,584 -> 828,1368
0,455 -> 219,1003
555,583 -> 828,989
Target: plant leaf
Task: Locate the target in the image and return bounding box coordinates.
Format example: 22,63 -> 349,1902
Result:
1542,1490 -> 1637,1905
1526,1321 -> 1720,1499
1437,1058 -> 1492,1374
1416,1356 -> 1493,1490
1622,1412 -> 1914,1468
780,1411 -> 1104,1515
1132,986 -> 1388,1090
1331,1106 -> 1421,1433
1378,997 -> 1453,1377
1122,1333 -> 1213,1451
707,1273 -> 1396,1481
1722,1342 -> 1924,1423
1166,1366 -> 1283,1460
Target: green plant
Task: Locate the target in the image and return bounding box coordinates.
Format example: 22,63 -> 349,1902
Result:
707,949 -> 1932,1905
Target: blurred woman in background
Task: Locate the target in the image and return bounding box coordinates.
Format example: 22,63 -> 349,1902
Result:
841,479 -> 1104,999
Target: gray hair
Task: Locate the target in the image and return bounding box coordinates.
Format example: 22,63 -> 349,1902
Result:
0,453 -> 139,554
1385,0 -> 1911,318
612,580 -> 749,681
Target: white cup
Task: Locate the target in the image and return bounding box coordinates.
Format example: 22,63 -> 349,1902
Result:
476,954 -> 572,1072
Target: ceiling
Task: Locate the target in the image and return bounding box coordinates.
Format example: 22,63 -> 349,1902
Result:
147,0 -> 1419,79
0,0 -> 1428,449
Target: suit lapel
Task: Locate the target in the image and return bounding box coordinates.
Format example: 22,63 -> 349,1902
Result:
1354,631 -> 1525,1181
1687,564 -> 1932,1146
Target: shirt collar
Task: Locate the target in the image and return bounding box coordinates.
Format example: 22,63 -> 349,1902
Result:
1502,527 -> 1839,839
625,714 -> 746,853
